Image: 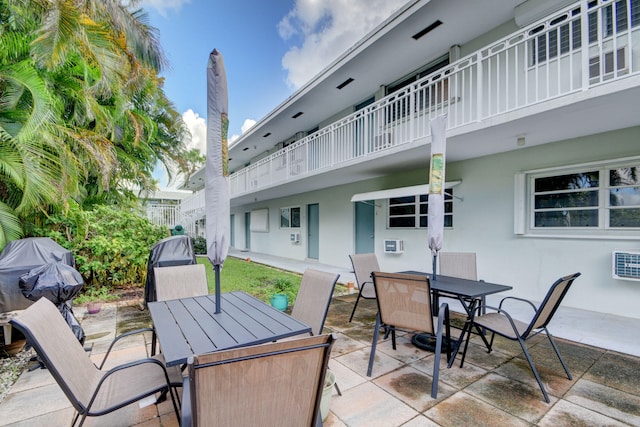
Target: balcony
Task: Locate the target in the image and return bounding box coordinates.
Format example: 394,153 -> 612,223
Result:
229,1 -> 639,201
150,1 -> 640,228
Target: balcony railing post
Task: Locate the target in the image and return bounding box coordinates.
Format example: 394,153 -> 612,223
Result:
477,51 -> 483,121
580,0 -> 590,91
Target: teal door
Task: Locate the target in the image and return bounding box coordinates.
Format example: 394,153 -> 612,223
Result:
307,204 -> 319,259
244,212 -> 251,250
230,214 -> 235,247
355,201 -> 375,253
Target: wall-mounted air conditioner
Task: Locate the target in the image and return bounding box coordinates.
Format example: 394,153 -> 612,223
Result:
384,239 -> 404,254
290,233 -> 300,243
612,250 -> 640,281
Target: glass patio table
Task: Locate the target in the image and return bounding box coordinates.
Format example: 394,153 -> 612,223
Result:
148,291 -> 311,367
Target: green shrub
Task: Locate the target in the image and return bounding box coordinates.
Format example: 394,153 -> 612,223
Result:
33,205 -> 168,292
192,236 -> 207,254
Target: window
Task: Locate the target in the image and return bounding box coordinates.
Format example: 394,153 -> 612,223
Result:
388,190 -> 454,228
528,1 -> 640,67
528,161 -> 640,232
280,207 -> 301,228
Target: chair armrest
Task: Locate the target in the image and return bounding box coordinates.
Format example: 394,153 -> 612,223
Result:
474,304 -> 525,338
89,357 -> 172,411
497,296 -> 537,313
98,327 -> 155,369
181,375 -> 192,427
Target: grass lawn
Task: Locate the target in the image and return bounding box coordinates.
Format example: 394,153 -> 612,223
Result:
196,255 -> 302,303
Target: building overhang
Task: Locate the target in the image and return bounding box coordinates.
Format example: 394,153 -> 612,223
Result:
350,181 -> 461,202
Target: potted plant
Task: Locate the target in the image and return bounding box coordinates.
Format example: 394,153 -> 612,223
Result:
76,286 -> 117,314
269,278 -> 293,311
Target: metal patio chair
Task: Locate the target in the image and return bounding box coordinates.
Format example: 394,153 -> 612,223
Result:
153,264 -> 209,301
348,253 -> 380,322
181,334 -> 336,427
290,268 -> 342,395
10,298 -> 180,426
438,252 -> 485,314
367,272 -> 451,398
459,272 -> 581,403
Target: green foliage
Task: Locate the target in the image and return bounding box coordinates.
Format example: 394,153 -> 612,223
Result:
192,236 -> 206,254
33,205 -> 168,289
74,286 -> 119,304
197,257 -> 302,304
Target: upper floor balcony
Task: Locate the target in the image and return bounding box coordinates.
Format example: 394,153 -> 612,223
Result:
167,0 -> 640,224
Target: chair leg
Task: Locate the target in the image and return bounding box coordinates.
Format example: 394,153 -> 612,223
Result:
517,337 -> 550,403
348,291 -> 364,322
367,313 -> 382,376
545,329 -> 572,380
334,381 -> 342,396
457,320 -> 474,368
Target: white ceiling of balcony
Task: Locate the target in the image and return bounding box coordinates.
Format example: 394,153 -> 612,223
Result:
227,0 -> 526,171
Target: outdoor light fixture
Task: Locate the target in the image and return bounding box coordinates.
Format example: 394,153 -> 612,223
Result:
242,147 -> 249,151
517,136 -> 526,146
336,78 -> 354,90
292,111 -> 304,119
263,132 -> 271,137
412,20 -> 443,40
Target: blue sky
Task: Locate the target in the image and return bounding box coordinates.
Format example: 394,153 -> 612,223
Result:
141,0 -> 409,187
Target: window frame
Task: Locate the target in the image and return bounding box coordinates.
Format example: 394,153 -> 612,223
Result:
521,157 -> 640,237
387,190 -> 454,229
280,206 -> 301,229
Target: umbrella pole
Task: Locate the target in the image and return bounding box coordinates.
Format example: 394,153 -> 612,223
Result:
214,264 -> 221,314
432,253 -> 438,281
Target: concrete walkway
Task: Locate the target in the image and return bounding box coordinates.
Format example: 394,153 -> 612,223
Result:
1,252 -> 639,426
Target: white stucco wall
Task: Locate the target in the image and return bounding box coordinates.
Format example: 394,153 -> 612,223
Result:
231,126 -> 640,319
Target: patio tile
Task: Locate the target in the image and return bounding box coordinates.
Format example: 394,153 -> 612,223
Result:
537,399 -> 630,427
374,333 -> 432,365
453,339 -> 512,371
463,372 -> 557,423
564,379 -> 640,425
582,351 -> 640,395
373,365 -> 457,412
8,364 -> 57,394
424,391 -> 530,427
7,407 -> 75,427
329,381 -> 419,426
327,331 -> 368,357
492,356 -> 575,397
328,359 -> 368,393
335,347 -> 404,379
412,355 -> 488,390
400,415 -> 441,427
0,383 -> 70,426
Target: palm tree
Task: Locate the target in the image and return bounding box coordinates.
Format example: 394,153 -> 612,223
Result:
0,0 -> 188,250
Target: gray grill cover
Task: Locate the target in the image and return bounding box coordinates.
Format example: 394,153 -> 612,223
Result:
144,235 -> 196,303
0,238 -> 74,313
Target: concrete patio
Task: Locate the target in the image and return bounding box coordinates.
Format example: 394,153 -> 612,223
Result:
1,285 -> 639,426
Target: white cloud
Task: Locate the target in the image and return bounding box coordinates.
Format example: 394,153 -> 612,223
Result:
139,0 -> 191,16
229,118 -> 257,145
278,0 -> 409,89
182,109 -> 207,155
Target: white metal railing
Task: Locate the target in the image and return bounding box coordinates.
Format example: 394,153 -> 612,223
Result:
146,204 -> 179,229
228,0 -> 639,197
160,0 -> 639,229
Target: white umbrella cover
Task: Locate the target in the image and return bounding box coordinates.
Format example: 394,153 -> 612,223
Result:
428,115 -> 447,278
205,49 -> 230,313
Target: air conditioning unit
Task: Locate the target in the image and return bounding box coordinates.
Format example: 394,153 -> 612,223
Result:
384,239 -> 404,254
612,250 -> 640,281
290,233 -> 300,243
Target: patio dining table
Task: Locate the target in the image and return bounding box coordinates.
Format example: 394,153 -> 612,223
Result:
148,291 -> 311,367
399,271 -> 512,367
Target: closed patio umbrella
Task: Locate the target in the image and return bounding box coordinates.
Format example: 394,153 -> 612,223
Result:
205,49 -> 230,314
428,115 -> 447,280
